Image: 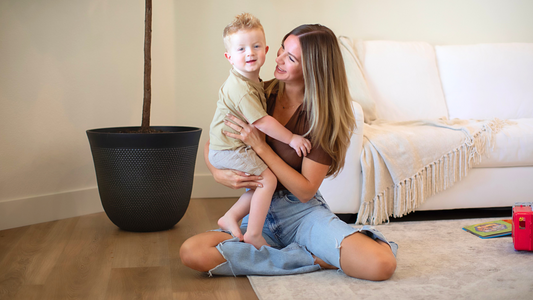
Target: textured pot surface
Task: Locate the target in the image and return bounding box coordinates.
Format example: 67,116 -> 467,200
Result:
87,126 -> 202,232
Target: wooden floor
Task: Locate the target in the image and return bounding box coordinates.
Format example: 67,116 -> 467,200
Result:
0,197 -> 258,300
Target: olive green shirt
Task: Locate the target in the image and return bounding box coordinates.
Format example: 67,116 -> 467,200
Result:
209,68 -> 268,151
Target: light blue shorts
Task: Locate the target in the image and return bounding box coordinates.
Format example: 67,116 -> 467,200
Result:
209,190 -> 397,276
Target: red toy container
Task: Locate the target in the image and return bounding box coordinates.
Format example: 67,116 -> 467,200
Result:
512,202 -> 533,251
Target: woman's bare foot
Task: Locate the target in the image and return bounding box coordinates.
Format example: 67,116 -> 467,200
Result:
217,215 -> 243,241
312,255 -> 338,270
244,232 -> 270,250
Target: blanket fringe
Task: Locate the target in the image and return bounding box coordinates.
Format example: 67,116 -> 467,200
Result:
356,118 -> 507,225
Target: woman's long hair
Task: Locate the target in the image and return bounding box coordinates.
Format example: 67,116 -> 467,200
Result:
285,24 -> 356,177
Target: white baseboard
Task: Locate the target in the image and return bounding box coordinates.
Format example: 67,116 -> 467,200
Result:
0,174 -> 241,231
0,188 -> 104,231
191,173 -> 243,198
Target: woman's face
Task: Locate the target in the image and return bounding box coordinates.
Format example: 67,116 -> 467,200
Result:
274,34 -> 304,84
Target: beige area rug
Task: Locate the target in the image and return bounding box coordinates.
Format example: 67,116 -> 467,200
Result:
248,218 -> 533,300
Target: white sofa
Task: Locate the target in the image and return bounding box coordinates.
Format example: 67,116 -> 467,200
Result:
320,39 -> 533,220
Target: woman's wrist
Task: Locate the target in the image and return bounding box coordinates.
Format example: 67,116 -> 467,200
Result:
253,142 -> 271,157
210,167 -> 223,182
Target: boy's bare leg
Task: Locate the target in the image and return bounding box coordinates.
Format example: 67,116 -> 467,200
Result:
243,168 -> 276,249
218,190 -> 253,241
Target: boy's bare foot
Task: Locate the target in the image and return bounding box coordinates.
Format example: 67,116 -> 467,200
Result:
217,215 -> 244,241
244,232 -> 270,250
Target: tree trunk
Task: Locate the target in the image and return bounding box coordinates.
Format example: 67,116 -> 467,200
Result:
141,0 -> 152,133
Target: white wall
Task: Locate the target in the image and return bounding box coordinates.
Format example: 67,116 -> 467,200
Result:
1,0 -> 532,230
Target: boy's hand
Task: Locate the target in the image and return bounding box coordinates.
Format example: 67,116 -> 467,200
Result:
289,134 -> 312,157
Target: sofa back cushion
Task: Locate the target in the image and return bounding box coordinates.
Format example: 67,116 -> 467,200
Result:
338,37 -> 377,123
362,41 -> 449,121
436,43 -> 533,120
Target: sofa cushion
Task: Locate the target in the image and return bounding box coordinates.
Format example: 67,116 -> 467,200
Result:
436,43 -> 533,120
477,119 -> 533,168
362,41 -> 449,122
338,37 -> 377,123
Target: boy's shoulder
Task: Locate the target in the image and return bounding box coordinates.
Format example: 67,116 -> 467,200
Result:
225,69 -> 248,86
221,69 -> 264,96
221,70 -> 249,95
263,79 -> 277,91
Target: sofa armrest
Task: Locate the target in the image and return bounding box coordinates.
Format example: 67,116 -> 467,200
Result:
319,101 -> 364,214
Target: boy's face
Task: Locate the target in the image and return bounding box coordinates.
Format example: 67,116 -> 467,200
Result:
225,29 -> 269,80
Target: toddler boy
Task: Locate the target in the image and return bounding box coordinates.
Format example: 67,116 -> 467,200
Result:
209,13 -> 311,249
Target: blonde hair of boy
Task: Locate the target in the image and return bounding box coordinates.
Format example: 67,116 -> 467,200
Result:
223,13 -> 265,51
267,24 -> 356,178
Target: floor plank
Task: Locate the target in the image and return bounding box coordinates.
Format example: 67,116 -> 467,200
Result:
0,218 -> 77,299
105,267 -> 172,300
0,197 -> 258,300
112,230 -> 170,268
10,284 -> 44,300
39,213 -> 116,300
25,218 -> 79,285
0,226 -> 30,260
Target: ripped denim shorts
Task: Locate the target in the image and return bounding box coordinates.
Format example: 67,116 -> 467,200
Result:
209,190 -> 397,276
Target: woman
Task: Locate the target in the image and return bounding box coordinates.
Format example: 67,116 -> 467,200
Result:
180,24 -> 397,280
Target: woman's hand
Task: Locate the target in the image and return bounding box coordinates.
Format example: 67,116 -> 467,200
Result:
223,114 -> 267,151
211,168 -> 264,189
204,140 -> 264,189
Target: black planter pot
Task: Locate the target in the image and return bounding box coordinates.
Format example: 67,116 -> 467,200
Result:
87,126 -> 202,232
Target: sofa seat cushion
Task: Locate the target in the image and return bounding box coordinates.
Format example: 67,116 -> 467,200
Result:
477,118 -> 533,168
361,41 -> 449,122
436,43 -> 533,120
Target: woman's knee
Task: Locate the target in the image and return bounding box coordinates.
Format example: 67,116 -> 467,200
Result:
342,252 -> 396,281
340,233 -> 397,281
179,232 -> 229,272
179,236 -> 205,271
366,252 -> 396,281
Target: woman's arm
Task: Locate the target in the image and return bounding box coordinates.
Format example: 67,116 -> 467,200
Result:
255,142 -> 329,202
223,116 -> 328,202
253,115 -> 312,157
204,140 -> 264,189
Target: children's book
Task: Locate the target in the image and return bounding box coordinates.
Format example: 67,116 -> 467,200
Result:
462,219 -> 513,239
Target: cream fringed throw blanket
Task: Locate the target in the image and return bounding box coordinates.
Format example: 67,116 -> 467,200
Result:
356,118 -> 507,225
